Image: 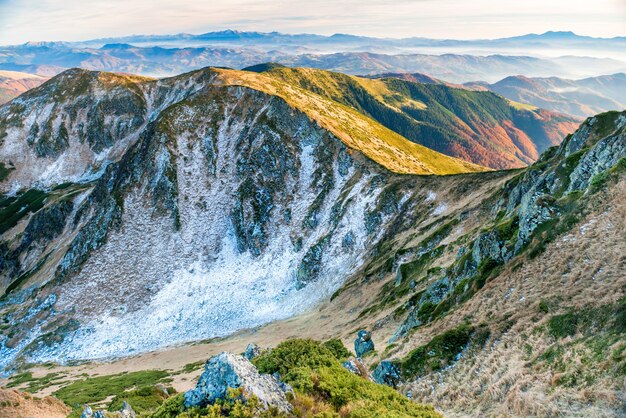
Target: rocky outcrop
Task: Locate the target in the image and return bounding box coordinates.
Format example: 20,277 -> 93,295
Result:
184,352 -> 292,413
354,330 -> 375,358
373,360 -> 402,388
243,343 -> 261,360
393,111 -> 626,340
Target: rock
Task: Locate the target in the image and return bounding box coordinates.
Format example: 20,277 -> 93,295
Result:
243,343 -> 261,360
342,359 -> 360,374
342,357 -> 370,379
155,383 -> 169,397
354,330 -> 375,358
272,372 -> 295,396
184,352 -> 292,413
118,401 -> 136,418
81,405 -> 93,418
567,131 -> 626,192
372,360 -> 402,388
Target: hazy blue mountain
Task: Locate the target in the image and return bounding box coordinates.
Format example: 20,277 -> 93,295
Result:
466,73 -> 626,117
1,41 -> 625,82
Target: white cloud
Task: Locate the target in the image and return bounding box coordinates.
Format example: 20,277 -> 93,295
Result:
0,0 -> 624,44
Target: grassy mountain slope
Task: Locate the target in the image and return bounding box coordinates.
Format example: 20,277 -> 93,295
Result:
467,73 -> 626,118
248,66 -> 579,169
209,67 -> 483,174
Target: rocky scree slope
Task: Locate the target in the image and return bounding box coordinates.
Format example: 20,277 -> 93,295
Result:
253,66 -> 579,169
0,67 -> 480,369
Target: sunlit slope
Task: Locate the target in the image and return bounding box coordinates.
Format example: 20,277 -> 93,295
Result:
248,66 -> 579,169
208,68 -> 485,175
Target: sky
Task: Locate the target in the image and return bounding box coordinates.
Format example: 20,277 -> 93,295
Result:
0,0 -> 625,44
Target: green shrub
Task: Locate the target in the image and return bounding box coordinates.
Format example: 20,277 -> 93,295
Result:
108,385 -> 174,415
253,339 -> 440,417
322,338 -> 352,361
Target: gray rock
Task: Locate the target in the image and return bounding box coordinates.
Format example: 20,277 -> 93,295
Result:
342,357 -> 370,379
342,359 -> 360,375
81,405 -> 93,418
354,330 -> 375,358
567,131 -> 626,192
372,360 -> 402,388
119,401 -> 136,418
184,352 -> 292,413
243,343 -> 261,360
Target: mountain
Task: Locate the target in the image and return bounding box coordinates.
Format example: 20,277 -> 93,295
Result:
0,71 -> 48,104
465,73 -> 626,118
2,41 -> 625,82
0,66 -> 485,365
0,63 -> 623,415
250,66 -> 579,168
82,30 -> 626,58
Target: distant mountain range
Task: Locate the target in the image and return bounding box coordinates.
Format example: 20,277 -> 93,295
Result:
77,30 -> 626,57
1,41 -> 625,82
464,73 -> 626,118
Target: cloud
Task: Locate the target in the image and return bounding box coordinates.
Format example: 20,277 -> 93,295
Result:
0,0 -> 624,44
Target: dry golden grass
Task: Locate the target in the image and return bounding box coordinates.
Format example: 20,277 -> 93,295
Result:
400,181 -> 626,417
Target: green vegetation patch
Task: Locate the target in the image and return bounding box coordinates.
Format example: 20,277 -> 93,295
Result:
252,339 -> 440,417
54,370 -> 171,407
109,385 -> 175,415
396,323 -> 489,379
0,162 -> 14,182
151,388 -> 284,418
0,188 -> 49,234
535,299 -> 626,387
322,338 -> 352,361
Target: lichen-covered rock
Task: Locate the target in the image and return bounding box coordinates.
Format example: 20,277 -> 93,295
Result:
372,360 -> 402,388
184,352 -> 292,413
472,231 -> 509,265
354,330 -> 375,358
567,130 -> 626,192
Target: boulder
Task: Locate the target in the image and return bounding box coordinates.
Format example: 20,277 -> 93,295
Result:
342,357 -> 371,380
80,406 -> 93,418
354,330 -> 375,358
184,352 -> 292,413
372,360 -> 402,388
243,343 -> 261,360
118,401 -> 136,418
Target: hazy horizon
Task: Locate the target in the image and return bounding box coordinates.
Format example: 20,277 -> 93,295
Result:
0,0 -> 625,45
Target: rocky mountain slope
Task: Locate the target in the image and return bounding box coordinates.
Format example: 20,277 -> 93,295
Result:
0,59 -> 621,415
0,66 -> 482,369
0,71 -> 48,105
466,73 -> 626,118
254,66 -> 579,168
